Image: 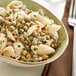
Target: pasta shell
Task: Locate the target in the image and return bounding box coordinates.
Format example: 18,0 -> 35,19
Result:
6,29 -> 15,41
27,25 -> 38,36
36,15 -> 52,25
35,21 -> 44,28
0,33 -> 7,50
0,16 -> 4,23
13,42 -> 24,57
0,7 -> 6,17
49,31 -> 59,43
47,24 -> 61,32
27,23 -> 44,36
7,1 -> 23,9
29,12 -> 38,18
3,46 -> 15,57
31,44 -> 55,55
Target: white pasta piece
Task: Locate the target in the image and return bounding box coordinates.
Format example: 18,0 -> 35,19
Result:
24,14 -> 31,21
14,11 -> 25,21
6,29 -> 15,41
8,13 -> 14,22
29,12 -> 53,25
13,42 -> 24,57
0,16 -> 4,23
35,15 -> 52,25
47,24 -> 61,32
27,24 -> 43,36
14,10 -> 30,21
45,39 -> 54,46
31,44 -> 55,55
5,20 -> 12,25
3,46 -> 15,57
0,7 -> 6,17
49,31 -> 59,42
29,12 -> 38,18
27,25 -> 37,36
7,1 -> 23,9
0,33 -> 7,51
35,21 -> 44,28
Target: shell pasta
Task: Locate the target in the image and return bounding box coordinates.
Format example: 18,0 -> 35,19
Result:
0,1 -> 61,62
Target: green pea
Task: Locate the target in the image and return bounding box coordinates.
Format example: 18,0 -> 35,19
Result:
6,13 -> 10,16
34,48 -> 38,51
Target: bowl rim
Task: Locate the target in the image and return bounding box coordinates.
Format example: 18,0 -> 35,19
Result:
0,0 -> 69,65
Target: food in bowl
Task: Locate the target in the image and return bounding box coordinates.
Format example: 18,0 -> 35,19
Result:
0,1 -> 61,62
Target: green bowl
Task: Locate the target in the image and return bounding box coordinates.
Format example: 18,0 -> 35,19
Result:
0,0 -> 69,67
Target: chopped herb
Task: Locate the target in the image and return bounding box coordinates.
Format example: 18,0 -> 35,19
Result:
34,15 -> 37,17
11,7 -> 15,9
5,32 -> 8,36
50,24 -> 52,26
6,13 -> 10,16
25,45 -> 28,48
19,24 -> 24,28
30,40 -> 32,43
18,45 -> 21,48
1,22 -> 4,26
7,25 -> 11,28
16,16 -> 18,19
0,15 -> 3,17
34,48 -> 38,51
30,18 -> 34,21
0,40 -> 2,45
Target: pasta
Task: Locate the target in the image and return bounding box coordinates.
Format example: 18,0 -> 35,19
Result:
0,1 -> 61,62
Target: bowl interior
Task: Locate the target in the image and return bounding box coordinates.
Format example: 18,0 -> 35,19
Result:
0,0 -> 68,64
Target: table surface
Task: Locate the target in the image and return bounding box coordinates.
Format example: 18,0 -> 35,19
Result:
0,0 -> 66,76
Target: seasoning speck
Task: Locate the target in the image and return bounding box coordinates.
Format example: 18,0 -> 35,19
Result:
18,45 -> 21,48
34,48 -> 38,51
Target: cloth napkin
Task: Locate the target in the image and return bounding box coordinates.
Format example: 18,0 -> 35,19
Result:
42,0 -> 74,76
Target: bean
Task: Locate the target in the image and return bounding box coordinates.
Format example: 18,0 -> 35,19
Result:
19,29 -> 24,33
22,20 -> 25,24
20,56 -> 26,61
24,32 -> 28,38
46,35 -> 50,40
40,32 -> 45,36
1,28 -> 6,33
10,26 -> 15,31
42,55 -> 48,60
22,50 -> 27,56
25,22 -> 30,27
33,58 -> 38,62
23,26 -> 27,31
19,36 -> 24,42
38,57 -> 42,61
33,55 -> 38,58
26,54 -> 31,59
7,41 -> 13,46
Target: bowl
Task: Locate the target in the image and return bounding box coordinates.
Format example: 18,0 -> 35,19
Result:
0,0 -> 69,67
